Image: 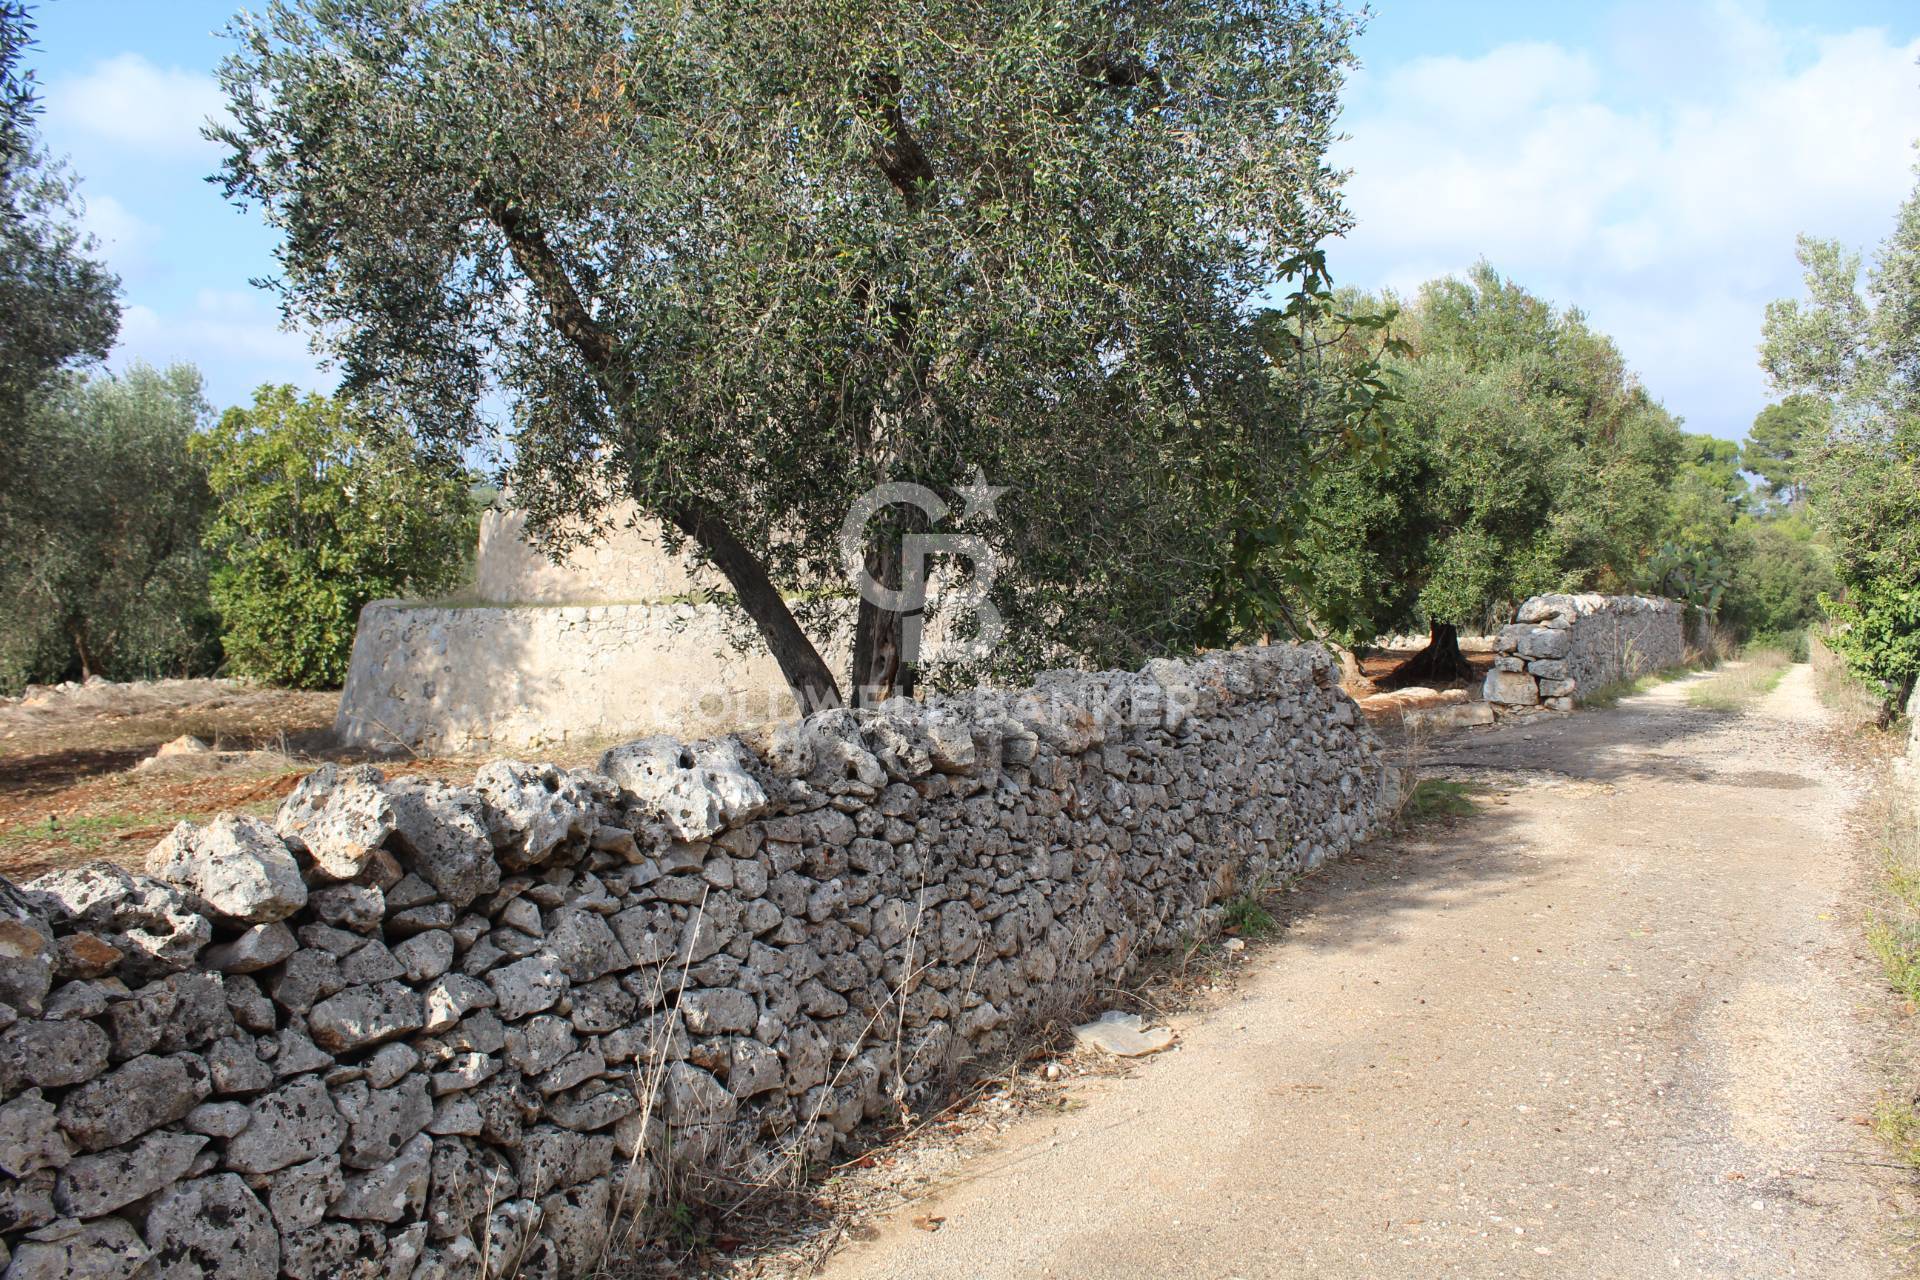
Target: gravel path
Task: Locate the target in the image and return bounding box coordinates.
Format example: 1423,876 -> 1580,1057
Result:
818,664 -> 1916,1278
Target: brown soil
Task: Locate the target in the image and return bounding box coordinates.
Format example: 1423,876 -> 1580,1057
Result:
1349,646 -> 1495,699
0,680 -> 501,880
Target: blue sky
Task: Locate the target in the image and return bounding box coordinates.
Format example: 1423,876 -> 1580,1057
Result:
23,0 -> 1920,439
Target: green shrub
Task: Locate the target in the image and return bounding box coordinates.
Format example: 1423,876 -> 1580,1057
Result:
1820,576 -> 1920,722
1221,894 -> 1278,938
1720,514 -> 1838,643
1743,629 -> 1810,662
195,386 -> 478,689
1403,778 -> 1480,820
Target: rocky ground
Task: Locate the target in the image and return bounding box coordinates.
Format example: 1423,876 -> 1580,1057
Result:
792,664 -> 1918,1279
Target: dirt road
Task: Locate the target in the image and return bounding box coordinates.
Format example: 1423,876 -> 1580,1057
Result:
820,665 -> 1916,1279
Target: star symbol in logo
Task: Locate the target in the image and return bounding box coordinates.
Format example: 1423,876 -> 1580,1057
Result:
954,467 -> 1008,522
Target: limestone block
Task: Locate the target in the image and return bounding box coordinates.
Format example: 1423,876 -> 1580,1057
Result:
146,816 -> 306,924
275,765 -> 394,881
0,1091 -> 68,1177
1514,627 -> 1572,660
393,930 -> 455,984
53,1130 -> 206,1217
0,1019 -> 108,1089
597,736 -> 769,841
141,1174 -> 277,1280
202,922 -> 297,974
222,1077 -> 343,1175
309,980 -> 424,1053
384,781 -> 501,910
1483,669 -> 1540,707
0,880 -> 55,1014
24,863 -> 209,979
488,956 -> 567,1022
332,1132 -> 431,1222
57,1052 -> 209,1151
474,761 -> 599,871
337,1075 -> 432,1170
5,1216 -> 148,1280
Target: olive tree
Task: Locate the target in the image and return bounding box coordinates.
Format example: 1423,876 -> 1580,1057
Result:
1762,166 -> 1920,718
0,365 -> 218,691
0,2 -> 120,499
215,0 -> 1360,708
1296,265 -> 1685,684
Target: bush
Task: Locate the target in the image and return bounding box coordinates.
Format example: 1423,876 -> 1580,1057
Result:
1744,629 -> 1810,662
195,386 -> 478,689
1821,577 -> 1920,722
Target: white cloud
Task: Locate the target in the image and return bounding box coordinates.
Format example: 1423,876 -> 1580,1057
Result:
78,192 -> 154,255
1333,3 -> 1920,438
115,292 -> 329,406
45,53 -> 229,155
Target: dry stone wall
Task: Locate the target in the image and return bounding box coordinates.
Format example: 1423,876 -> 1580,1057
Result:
1483,594 -> 1686,711
0,644 -> 1386,1280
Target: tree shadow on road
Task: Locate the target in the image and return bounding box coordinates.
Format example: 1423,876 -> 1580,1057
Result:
1406,686 -> 1736,788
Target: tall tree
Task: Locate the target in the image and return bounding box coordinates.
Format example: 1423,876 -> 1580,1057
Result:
1743,394 -> 1827,506
215,0 -> 1360,708
0,2 -> 120,503
0,365 -> 218,692
1303,265 -> 1683,685
1762,163 -> 1920,718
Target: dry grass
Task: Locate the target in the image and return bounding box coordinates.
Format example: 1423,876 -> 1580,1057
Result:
1684,648 -> 1793,712
1578,663 -> 1695,710
1857,749 -> 1920,1171
1402,778 -> 1482,821
1810,633 -> 1893,732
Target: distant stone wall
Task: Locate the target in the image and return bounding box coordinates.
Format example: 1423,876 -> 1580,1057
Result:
0,644 -> 1386,1280
335,601 -> 855,753
1482,594 -> 1686,711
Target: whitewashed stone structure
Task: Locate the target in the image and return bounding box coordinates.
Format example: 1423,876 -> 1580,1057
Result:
337,506 -> 850,752
0,644 -> 1386,1279
1483,594 -> 1686,712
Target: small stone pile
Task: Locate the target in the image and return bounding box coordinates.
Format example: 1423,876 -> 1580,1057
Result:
1483,593 -> 1685,711
0,644 -> 1386,1280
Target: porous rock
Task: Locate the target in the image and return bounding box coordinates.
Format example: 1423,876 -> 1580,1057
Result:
222,1076 -> 342,1175
275,764 -> 394,880
142,1174 -> 277,1280
146,816 -> 307,924
57,1053 -> 209,1152
23,864 -> 208,978
53,1129 -> 206,1217
384,781 -> 501,910
474,761 -> 598,870
597,736 -> 768,841
6,1216 -> 148,1280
